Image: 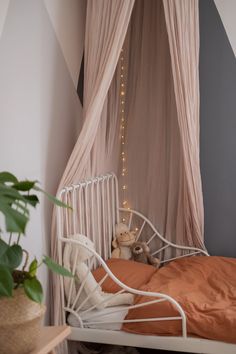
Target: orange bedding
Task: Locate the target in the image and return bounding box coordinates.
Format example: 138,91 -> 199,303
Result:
123,256 -> 236,343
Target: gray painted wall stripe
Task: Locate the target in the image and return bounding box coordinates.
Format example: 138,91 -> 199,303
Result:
199,0 -> 236,257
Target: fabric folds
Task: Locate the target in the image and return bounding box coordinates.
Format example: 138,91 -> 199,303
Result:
51,1 -> 134,352
50,2 -> 205,352
163,0 -> 204,248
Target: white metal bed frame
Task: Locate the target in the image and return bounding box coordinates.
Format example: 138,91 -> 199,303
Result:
56,173 -> 236,354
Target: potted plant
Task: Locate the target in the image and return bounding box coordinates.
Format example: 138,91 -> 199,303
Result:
0,171 -> 72,354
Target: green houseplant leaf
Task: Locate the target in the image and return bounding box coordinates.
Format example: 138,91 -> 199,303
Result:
29,258 -> 38,278
0,244 -> 23,269
0,171 -> 18,184
13,181 -> 37,191
0,184 -> 27,200
23,195 -> 39,207
0,239 -> 9,258
0,183 -> 33,233
43,256 -> 73,277
34,186 -> 72,209
0,203 -> 28,233
0,265 -> 14,297
23,277 -> 43,303
0,171 -> 72,303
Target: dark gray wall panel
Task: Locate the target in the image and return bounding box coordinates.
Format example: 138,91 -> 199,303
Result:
199,0 -> 236,257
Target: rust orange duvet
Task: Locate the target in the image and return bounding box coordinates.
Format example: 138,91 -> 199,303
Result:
123,256 -> 236,343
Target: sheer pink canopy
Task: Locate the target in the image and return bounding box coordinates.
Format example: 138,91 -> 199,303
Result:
51,1 -> 204,351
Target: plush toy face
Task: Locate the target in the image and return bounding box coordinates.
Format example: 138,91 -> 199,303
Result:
115,223 -> 129,235
131,241 -> 150,255
113,223 -> 136,248
117,232 -> 136,247
70,234 -> 95,263
131,241 -> 160,267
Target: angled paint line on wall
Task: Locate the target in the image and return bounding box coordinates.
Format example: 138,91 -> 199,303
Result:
0,0 -> 85,318
214,0 -> 236,58
0,0 -> 10,40
44,0 -> 86,89
199,0 -> 236,258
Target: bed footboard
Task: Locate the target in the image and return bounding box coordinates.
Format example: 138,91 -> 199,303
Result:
58,236 -> 187,338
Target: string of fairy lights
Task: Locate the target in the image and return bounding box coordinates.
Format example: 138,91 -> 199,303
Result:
119,48 -> 129,223
119,48 -> 138,232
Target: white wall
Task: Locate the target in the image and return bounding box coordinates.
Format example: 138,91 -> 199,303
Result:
215,0 -> 236,57
0,0 -> 86,320
44,0 -> 86,88
0,0 -> 9,40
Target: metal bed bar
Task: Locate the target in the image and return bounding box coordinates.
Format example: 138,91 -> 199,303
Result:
55,173 -> 215,353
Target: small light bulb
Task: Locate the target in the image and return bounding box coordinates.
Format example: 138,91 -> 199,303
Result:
121,152 -> 125,155
123,201 -> 127,205
121,91 -> 125,96
135,227 -> 139,232
122,185 -> 127,190
122,173 -> 125,176
121,109 -> 124,113
121,66 -> 124,70
122,142 -> 125,145
122,218 -> 126,223
121,74 -> 124,78
122,157 -> 126,162
121,83 -> 125,87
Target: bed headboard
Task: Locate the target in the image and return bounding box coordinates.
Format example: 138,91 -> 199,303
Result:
57,173 -> 208,267
57,173 -> 119,262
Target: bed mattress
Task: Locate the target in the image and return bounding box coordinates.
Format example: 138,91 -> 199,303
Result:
123,256 -> 236,344
68,306 -> 128,331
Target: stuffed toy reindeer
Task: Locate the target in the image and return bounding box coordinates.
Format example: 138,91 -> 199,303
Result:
63,234 -> 134,310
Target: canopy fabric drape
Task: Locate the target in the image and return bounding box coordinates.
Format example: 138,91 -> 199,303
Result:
50,1 -> 204,351
163,0 -> 204,249
60,0 -> 135,185
120,0 -> 204,251
51,1 -> 134,351
120,0 -> 183,252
